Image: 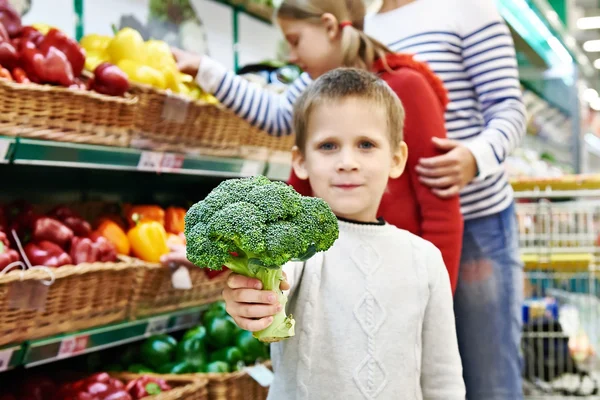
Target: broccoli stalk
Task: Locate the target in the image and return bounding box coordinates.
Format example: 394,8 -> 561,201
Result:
184,175 -> 338,343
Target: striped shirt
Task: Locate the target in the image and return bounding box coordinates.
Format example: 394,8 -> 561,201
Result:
196,0 -> 526,220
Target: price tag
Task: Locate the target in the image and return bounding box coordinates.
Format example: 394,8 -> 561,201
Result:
161,153 -> 185,171
146,316 -> 169,336
0,139 -> 10,162
138,151 -> 163,171
171,266 -> 193,290
175,312 -> 200,328
241,160 -> 264,176
0,348 -> 14,372
58,335 -> 89,359
245,364 -> 274,387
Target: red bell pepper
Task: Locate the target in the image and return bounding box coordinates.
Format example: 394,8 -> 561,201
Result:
39,28 -> 85,77
70,236 -> 98,264
32,217 -> 73,248
89,233 -> 118,262
0,20 -> 7,41
54,373 -> 132,400
0,231 -> 19,270
21,45 -> 74,86
24,240 -> 72,267
11,67 -> 29,83
0,42 -> 17,70
91,62 -> 129,97
12,26 -> 43,52
125,376 -> 171,399
49,206 -> 92,237
0,1 -> 21,38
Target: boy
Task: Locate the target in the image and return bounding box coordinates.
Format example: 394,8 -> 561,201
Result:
223,68 -> 465,400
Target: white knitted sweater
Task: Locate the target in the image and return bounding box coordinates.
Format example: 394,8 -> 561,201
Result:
267,220 -> 466,400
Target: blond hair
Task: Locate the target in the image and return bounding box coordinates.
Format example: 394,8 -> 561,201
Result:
293,68 -> 405,153
276,0 -> 393,71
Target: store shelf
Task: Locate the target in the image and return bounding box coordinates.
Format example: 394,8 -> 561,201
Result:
8,138 -> 267,178
0,136 -> 17,164
0,344 -> 25,373
521,253 -> 594,271
21,306 -> 206,368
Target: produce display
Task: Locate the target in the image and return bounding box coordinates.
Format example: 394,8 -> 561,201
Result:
0,201 -> 196,269
0,2 -> 130,97
1,372 -> 174,400
184,175 -> 339,342
80,27 -> 216,103
90,302 -> 270,375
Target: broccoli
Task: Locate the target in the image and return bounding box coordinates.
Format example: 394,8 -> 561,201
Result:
185,175 -> 339,342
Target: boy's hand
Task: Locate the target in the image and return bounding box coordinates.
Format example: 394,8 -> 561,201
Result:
416,137 -> 477,198
222,273 -> 290,332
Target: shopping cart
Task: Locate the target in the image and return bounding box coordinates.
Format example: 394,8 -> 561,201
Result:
515,185 -> 600,399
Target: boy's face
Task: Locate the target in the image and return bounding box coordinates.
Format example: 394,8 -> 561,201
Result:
292,97 -> 407,223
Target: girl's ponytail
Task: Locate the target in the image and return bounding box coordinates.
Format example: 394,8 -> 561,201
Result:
340,23 -> 391,71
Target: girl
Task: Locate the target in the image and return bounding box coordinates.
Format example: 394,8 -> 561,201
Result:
170,0 -> 464,294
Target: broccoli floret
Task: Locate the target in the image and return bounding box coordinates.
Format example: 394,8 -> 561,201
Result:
185,175 -> 339,342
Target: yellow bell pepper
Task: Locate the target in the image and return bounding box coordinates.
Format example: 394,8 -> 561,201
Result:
80,34 -> 111,55
127,221 -> 169,263
108,27 -> 145,64
85,51 -> 109,71
179,73 -> 194,84
32,23 -> 56,35
117,60 -> 167,89
145,40 -> 176,69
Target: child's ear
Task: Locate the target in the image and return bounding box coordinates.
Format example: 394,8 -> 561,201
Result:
321,13 -> 340,39
389,141 -> 408,179
292,146 -> 309,180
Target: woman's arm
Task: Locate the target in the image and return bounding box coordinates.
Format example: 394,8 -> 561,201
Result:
420,244 -> 466,399
390,70 -> 463,292
196,56 -> 312,137
457,0 -> 527,180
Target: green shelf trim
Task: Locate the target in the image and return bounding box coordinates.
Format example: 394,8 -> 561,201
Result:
0,344 -> 25,373
210,0 -> 273,25
9,138 -> 267,178
0,136 -> 17,164
22,306 -> 207,368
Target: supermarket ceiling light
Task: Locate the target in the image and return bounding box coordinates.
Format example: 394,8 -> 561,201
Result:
591,98 -> 600,111
577,16 -> 600,30
584,88 -> 598,102
583,40 -> 600,52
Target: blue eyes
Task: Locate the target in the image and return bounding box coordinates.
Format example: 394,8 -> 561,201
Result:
318,141 -> 375,151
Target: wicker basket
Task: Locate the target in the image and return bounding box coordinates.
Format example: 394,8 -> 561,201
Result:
130,84 -> 267,157
129,263 -> 229,319
159,362 -> 272,400
0,258 -> 138,347
0,79 -> 137,147
111,373 -> 209,400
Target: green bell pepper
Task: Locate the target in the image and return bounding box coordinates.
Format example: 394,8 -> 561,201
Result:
236,330 -> 270,364
175,335 -> 207,372
202,302 -> 227,327
182,325 -> 207,342
206,316 -> 240,349
158,361 -> 194,374
205,361 -> 230,373
140,334 -> 177,370
209,346 -> 243,368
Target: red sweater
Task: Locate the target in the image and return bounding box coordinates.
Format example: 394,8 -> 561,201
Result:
288,54 -> 463,293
